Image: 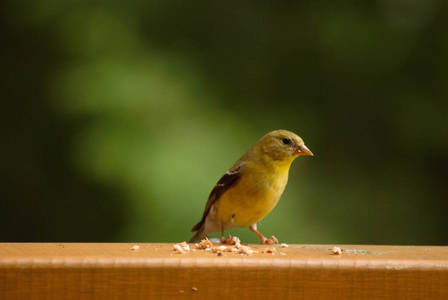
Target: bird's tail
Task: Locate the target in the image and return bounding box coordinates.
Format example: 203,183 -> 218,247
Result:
188,230 -> 207,243
189,221 -> 207,243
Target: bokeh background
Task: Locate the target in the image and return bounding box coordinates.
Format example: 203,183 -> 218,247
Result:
1,1 -> 447,245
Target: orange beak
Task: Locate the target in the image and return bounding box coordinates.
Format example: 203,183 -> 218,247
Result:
295,144 -> 313,156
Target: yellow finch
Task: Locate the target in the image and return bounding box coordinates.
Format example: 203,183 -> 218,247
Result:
189,129 -> 313,244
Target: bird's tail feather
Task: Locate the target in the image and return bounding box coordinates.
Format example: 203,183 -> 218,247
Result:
189,227 -> 207,243
191,218 -> 204,232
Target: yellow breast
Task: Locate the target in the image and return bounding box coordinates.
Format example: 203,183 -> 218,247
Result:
216,162 -> 290,228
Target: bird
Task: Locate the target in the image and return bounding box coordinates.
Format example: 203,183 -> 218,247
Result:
189,129 -> 313,244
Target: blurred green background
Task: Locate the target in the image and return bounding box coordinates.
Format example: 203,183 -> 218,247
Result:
1,1 -> 447,245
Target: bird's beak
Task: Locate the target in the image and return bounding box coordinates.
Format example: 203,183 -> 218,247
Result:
295,144 -> 313,156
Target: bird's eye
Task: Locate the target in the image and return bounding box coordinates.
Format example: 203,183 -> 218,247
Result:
282,138 -> 292,145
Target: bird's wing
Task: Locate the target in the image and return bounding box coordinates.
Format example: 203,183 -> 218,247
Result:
191,162 -> 244,232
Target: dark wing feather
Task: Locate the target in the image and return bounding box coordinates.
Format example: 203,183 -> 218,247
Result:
190,164 -> 243,232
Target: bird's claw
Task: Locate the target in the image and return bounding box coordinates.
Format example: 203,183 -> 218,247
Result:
261,235 -> 278,245
221,234 -> 233,244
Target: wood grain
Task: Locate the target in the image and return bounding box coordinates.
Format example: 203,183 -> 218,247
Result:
1,243 -> 447,299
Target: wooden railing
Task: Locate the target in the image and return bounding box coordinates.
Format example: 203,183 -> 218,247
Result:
1,243 -> 447,299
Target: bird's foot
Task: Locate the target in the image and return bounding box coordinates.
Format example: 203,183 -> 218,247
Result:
260,235 -> 278,245
221,234 -> 233,244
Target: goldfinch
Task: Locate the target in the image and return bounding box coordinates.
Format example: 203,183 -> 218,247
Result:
189,129 -> 313,244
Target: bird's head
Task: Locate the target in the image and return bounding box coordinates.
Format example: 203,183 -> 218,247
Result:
258,129 -> 313,162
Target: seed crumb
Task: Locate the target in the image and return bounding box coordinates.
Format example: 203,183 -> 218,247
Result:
173,242 -> 190,254
332,247 -> 342,255
195,237 -> 213,250
262,247 -> 277,254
